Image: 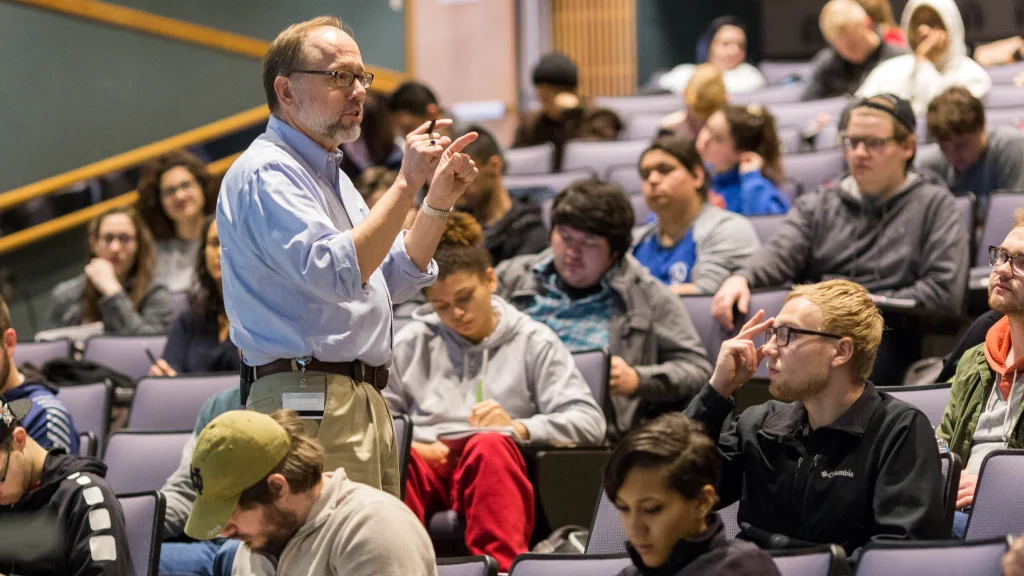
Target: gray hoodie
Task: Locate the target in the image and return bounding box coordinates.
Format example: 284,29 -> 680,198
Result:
385,295 -> 606,446
739,172 -> 968,314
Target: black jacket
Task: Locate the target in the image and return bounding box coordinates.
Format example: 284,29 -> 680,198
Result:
484,198 -> 549,265
0,449 -> 132,575
802,36 -> 906,101
618,513 -> 780,576
684,382 -> 946,555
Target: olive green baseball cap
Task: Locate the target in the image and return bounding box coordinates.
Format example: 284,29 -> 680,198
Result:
184,410 -> 291,540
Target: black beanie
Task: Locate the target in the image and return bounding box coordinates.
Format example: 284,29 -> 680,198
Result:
532,52 -> 578,90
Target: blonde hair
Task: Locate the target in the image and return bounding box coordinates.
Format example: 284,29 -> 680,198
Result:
856,0 -> 897,27
820,0 -> 870,41
1015,208 -> 1024,229
684,64 -> 727,122
786,280 -> 884,383
263,16 -> 352,113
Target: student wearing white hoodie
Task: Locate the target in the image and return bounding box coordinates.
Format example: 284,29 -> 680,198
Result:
856,0 -> 991,114
385,212 -> 606,571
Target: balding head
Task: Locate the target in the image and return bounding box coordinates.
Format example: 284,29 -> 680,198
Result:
262,16 -> 355,114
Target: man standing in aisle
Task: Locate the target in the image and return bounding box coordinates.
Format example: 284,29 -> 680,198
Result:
217,16 -> 479,497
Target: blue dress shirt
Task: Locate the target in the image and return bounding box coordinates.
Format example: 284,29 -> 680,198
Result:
217,116 -> 437,366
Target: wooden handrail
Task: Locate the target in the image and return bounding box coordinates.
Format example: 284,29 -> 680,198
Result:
7,0 -> 406,91
0,153 -> 242,256
0,106 -> 269,213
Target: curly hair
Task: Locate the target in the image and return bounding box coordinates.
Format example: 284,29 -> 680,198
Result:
433,211 -> 492,281
136,150 -> 216,241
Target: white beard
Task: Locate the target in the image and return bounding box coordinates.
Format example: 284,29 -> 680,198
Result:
295,89 -> 362,145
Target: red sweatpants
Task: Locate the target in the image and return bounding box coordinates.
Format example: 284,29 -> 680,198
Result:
403,433 -> 534,571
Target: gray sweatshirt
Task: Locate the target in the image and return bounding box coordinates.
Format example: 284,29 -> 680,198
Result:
916,126 -> 1024,199
384,295 -> 606,446
632,204 -> 761,295
739,172 -> 968,314
48,275 -> 176,335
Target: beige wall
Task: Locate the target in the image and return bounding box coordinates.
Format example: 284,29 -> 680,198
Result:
407,0 -> 519,143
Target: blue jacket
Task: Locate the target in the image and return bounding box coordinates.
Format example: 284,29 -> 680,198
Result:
710,168 -> 789,216
4,381 -> 80,454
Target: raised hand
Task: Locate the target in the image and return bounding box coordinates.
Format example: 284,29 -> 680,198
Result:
709,310 -> 774,399
84,258 -> 123,297
399,118 -> 454,191
425,131 -> 479,211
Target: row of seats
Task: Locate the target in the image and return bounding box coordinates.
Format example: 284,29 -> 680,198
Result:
436,536 -> 1009,576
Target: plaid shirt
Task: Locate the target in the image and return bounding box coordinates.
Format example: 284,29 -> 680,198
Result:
520,256 -> 620,352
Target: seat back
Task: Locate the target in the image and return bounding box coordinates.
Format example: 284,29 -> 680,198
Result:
955,194 -> 976,256
593,94 -> 680,117
79,430 -> 97,457
781,149 -> 846,196
572,349 -> 610,410
507,169 -> 597,207
128,374 -> 238,430
14,338 -> 72,368
623,113 -> 665,141
437,555 -> 499,576
118,491 -> 166,576
988,62 -> 1024,84
509,553 -> 631,575
855,538 -> 1008,576
57,381 -> 111,448
393,414 -> 413,497
607,165 -> 643,196
679,294 -> 728,364
586,489 -> 627,555
984,84 -> 1024,108
83,335 -> 169,383
759,61 -> 814,85
749,214 -> 788,245
731,83 -> 806,106
561,139 -> 650,176
965,449 -> 1024,540
630,194 -> 651,225
940,451 -> 963,536
876,384 -> 951,427
104,431 -> 192,494
976,192 -> 1024,265
985,107 -> 1024,129
168,291 -> 189,319
770,96 -> 850,129
771,545 -> 847,576
504,143 -> 555,175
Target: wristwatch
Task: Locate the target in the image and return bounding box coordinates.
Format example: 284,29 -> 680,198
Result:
420,202 -> 453,220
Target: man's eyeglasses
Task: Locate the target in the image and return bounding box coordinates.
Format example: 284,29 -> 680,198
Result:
290,69 -> 374,89
989,246 -> 1024,276
0,437 -> 13,483
96,233 -> 136,247
841,136 -> 898,153
766,325 -> 843,347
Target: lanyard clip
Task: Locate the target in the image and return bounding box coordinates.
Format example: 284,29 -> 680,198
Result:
296,356 -> 312,387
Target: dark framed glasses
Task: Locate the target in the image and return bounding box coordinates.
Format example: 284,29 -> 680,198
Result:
766,325 -> 843,347
989,246 -> 1024,276
290,69 -> 374,89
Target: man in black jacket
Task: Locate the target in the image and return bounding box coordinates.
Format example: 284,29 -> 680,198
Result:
0,394 -> 131,575
456,125 -> 549,265
688,279 -> 945,555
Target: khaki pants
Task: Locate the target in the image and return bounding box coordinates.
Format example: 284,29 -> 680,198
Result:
245,370 -> 400,497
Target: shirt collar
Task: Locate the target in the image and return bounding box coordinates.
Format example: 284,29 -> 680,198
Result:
761,382 -> 882,438
267,116 -> 344,178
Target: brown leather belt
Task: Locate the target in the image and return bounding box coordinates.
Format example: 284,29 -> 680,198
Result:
250,358 -> 389,391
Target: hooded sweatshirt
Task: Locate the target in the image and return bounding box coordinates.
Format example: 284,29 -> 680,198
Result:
0,449 -> 132,576
738,172 -> 968,315
3,379 -> 79,454
855,0 -> 992,114
230,469 -> 436,576
483,197 -> 549,265
385,295 -> 606,446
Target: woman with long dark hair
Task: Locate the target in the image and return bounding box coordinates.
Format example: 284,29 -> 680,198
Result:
136,150 -> 218,292
149,216 -> 239,376
49,206 -> 174,335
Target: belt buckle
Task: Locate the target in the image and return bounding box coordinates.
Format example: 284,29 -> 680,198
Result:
352,361 -> 366,383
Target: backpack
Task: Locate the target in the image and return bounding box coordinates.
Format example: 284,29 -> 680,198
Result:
531,525 -> 589,554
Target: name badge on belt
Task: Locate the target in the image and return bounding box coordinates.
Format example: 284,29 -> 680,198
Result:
282,392 -> 326,419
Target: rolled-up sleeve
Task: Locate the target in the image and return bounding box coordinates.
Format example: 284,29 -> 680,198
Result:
244,163 -> 366,302
385,231 -> 438,304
